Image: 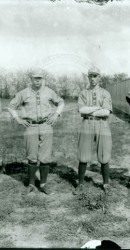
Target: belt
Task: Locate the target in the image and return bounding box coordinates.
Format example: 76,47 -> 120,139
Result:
26,117 -> 47,125
83,116 -> 107,121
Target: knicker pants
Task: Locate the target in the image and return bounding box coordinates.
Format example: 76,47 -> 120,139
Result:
77,119 -> 112,164
24,123 -> 53,164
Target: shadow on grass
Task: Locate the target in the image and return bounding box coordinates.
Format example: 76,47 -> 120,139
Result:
3,161 -> 78,188
88,163 -> 130,186
2,162 -> 28,186
3,161 -> 130,189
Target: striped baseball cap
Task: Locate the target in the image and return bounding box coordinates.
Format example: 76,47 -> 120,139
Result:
30,68 -> 44,78
88,67 -> 100,75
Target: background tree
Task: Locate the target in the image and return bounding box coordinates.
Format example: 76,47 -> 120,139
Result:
111,73 -> 129,84
0,68 -> 129,99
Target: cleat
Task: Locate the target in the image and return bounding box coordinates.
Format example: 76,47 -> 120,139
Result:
73,184 -> 85,195
39,184 -> 50,195
27,184 -> 37,194
103,184 -> 111,196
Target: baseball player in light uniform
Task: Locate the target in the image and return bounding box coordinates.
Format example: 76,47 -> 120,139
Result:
73,67 -> 112,195
8,68 -> 64,194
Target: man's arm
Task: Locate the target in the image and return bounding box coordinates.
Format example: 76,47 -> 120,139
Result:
78,91 -> 101,115
8,110 -> 30,127
79,106 -> 101,115
92,90 -> 112,117
55,100 -> 64,116
50,89 -> 65,115
8,107 -> 19,120
92,109 -> 110,117
46,90 -> 64,125
8,92 -> 30,127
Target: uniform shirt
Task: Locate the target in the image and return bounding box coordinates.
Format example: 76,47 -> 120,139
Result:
78,85 -> 112,112
8,86 -> 64,121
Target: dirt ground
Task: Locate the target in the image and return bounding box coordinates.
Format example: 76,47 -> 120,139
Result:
0,100 -> 130,248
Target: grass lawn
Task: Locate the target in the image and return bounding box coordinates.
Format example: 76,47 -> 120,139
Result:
0,99 -> 130,248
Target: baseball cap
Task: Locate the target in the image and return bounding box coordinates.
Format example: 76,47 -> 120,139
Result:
30,68 -> 43,78
88,67 -> 100,76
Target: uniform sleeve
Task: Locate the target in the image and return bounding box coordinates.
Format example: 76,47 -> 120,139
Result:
8,91 -> 24,119
8,92 -> 23,110
102,90 -> 112,112
51,90 -> 64,115
78,91 -> 87,110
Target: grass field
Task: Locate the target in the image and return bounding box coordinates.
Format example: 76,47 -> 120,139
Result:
0,99 -> 130,248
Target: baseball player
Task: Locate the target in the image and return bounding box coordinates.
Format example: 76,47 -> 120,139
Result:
8,68 -> 64,194
73,67 -> 112,195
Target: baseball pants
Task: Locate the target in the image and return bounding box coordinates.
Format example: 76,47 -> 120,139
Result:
78,119 -> 112,164
24,123 -> 53,164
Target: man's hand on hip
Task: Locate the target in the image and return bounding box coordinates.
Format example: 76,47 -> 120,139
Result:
15,117 -> 30,127
46,112 -> 59,125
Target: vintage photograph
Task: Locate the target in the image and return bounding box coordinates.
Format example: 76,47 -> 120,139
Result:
0,0 -> 130,248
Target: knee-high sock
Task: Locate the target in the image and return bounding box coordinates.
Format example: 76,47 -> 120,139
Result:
39,164 -> 49,184
28,161 -> 37,186
101,163 -> 109,184
78,162 -> 87,184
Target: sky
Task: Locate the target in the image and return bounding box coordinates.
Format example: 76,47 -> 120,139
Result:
0,0 -> 130,76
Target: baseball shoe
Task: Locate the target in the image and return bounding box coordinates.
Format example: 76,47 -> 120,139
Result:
103,184 -> 111,196
27,184 -> 37,194
39,184 -> 50,195
73,184 -> 85,195
102,202 -> 109,214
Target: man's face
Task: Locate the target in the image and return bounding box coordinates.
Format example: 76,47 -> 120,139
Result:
88,74 -> 100,88
31,76 -> 45,90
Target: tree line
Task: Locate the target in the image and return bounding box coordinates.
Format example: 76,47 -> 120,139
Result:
0,69 -> 129,99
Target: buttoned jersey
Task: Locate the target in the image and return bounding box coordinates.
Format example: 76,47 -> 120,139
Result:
8,86 -> 64,121
78,85 -> 112,112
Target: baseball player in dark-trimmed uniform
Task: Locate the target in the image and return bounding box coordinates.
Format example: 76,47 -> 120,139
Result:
8,68 -> 64,194
73,67 -> 112,195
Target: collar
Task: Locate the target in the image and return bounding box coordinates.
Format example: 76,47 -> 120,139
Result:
30,85 -> 46,94
89,84 -> 100,92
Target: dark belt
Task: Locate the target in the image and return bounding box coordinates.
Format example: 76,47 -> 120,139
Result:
83,116 -> 107,121
26,117 -> 48,125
